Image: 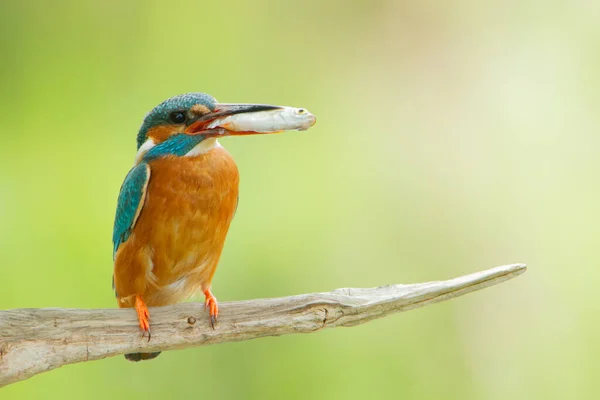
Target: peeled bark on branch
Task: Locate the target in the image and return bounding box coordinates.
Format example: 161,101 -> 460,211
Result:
0,263 -> 526,387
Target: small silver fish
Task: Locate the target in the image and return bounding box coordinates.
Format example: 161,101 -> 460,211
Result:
207,106 -> 316,134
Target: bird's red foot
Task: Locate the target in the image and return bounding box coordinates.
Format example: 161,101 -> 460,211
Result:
203,289 -> 218,329
135,295 -> 151,341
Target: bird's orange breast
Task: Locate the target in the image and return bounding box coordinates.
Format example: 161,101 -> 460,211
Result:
113,144 -> 239,307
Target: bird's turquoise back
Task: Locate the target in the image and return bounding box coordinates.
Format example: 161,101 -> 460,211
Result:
112,163 -> 150,257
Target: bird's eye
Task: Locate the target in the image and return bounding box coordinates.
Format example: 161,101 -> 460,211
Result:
170,112 -> 186,124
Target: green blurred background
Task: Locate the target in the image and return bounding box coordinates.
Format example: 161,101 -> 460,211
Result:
1,0 -> 598,399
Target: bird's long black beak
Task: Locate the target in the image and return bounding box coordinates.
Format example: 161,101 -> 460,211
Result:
185,103 -> 283,135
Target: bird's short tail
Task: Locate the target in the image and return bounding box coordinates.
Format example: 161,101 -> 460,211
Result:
124,352 -> 162,362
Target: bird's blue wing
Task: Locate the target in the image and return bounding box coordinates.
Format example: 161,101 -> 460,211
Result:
112,162 -> 151,258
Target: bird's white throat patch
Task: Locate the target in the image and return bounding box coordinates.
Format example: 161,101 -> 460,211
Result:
186,137 -> 221,156
135,138 -> 156,164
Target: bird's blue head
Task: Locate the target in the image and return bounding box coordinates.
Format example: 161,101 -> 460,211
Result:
137,92 -> 218,149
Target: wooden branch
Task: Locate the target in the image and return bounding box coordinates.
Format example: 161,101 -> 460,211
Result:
0,263 -> 525,387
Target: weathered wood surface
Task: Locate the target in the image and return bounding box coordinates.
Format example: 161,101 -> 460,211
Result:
0,263 -> 526,387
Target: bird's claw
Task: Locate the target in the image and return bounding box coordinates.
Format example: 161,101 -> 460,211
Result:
135,295 -> 152,342
141,327 -> 151,342
203,289 -> 219,330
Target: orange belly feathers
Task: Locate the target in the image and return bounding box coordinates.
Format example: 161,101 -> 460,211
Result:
113,144 -> 239,309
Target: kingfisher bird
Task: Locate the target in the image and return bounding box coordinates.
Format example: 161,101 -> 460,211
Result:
112,93 -> 315,361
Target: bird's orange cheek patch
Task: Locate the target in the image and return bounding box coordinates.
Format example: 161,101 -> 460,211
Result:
147,125 -> 182,143
191,104 -> 211,115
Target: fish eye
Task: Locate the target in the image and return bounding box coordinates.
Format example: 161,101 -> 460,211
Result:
297,108 -> 307,115
170,111 -> 186,124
